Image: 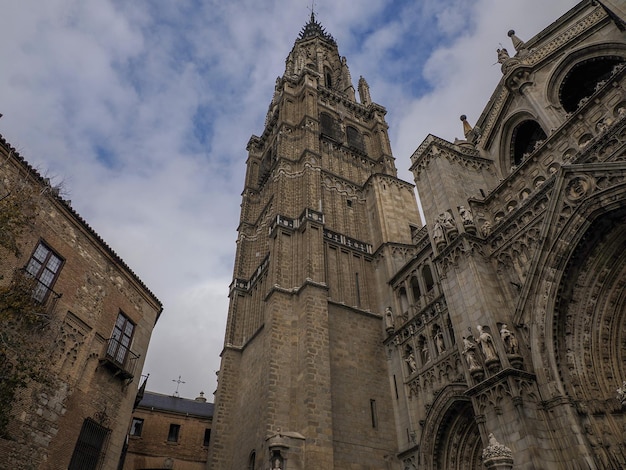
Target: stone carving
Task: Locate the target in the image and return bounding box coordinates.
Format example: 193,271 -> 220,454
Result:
458,205 -> 474,225
617,381 -> 626,407
497,48 -> 519,74
384,306 -> 395,334
477,325 -> 499,362
481,221 -> 492,237
435,330 -> 446,355
439,211 -> 456,232
463,337 -> 481,370
405,353 -> 417,373
482,433 -> 513,463
433,220 -> 445,247
499,324 -> 519,355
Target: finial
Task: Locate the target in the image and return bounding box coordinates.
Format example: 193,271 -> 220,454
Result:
507,29 -> 526,52
460,115 -> 473,139
308,0 -> 317,23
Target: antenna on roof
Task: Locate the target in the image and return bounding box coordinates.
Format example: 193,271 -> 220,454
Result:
172,375 -> 186,397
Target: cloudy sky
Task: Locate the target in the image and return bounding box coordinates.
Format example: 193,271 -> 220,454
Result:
0,0 -> 579,398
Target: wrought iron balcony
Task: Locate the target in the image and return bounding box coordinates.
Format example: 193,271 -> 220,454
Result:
99,337 -> 139,381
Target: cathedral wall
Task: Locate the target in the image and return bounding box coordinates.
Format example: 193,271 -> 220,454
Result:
327,303 -> 398,468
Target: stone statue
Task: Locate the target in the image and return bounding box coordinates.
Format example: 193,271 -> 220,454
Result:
384,306 -> 395,333
439,211 -> 455,231
497,48 -> 510,63
405,353 -> 417,373
462,337 -> 481,370
421,342 -> 430,363
272,458 -> 282,470
500,324 -> 519,355
481,221 -> 492,237
458,206 -> 474,225
435,330 -> 446,355
433,221 -> 444,245
617,381 -> 626,405
477,325 -> 499,361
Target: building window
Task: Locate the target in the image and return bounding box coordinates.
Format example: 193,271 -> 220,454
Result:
370,399 -> 378,428
106,311 -> 135,367
130,418 -> 144,437
68,418 -> 111,470
203,428 -> 211,446
510,120 -> 547,166
167,423 -> 181,442
346,125 -> 365,153
248,451 -> 256,470
25,241 -> 63,302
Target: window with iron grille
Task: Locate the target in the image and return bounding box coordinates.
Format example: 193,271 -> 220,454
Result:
106,311 -> 135,367
68,418 -> 111,470
25,241 -> 63,302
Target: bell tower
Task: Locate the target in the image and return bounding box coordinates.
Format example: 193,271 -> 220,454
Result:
208,13 -> 421,470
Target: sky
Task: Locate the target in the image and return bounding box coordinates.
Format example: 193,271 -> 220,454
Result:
0,0 -> 580,399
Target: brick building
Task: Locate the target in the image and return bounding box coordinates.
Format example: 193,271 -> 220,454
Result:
123,391 -> 214,470
208,1 -> 626,469
0,134 -> 162,469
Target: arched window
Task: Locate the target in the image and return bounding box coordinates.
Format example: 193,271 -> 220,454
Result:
248,451 -> 256,470
324,67 -> 333,88
510,120 -> 547,166
410,276 -> 421,302
320,112 -> 342,141
423,265 -> 435,293
559,56 -> 625,113
346,126 -> 365,153
398,286 -> 409,315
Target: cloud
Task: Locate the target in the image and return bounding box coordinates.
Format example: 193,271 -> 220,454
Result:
0,0 -> 579,398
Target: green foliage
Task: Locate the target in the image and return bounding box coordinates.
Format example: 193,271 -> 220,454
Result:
0,273 -> 55,438
0,183 -> 36,257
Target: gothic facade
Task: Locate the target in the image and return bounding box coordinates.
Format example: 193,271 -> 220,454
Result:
209,1 -> 626,469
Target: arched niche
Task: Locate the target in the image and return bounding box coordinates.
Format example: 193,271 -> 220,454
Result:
546,42 -> 626,113
419,387 -> 482,470
499,112 -> 547,172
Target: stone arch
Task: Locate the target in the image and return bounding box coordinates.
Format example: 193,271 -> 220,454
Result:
419,385 -> 482,470
499,112 -> 547,171
520,170 -> 626,467
546,42 -> 626,112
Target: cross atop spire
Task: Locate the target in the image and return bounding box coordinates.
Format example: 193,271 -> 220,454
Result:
298,3 -> 336,45
307,0 -> 317,22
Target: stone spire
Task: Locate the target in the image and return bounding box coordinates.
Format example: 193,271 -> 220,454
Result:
297,11 -> 336,45
507,30 -> 527,54
358,76 -> 371,105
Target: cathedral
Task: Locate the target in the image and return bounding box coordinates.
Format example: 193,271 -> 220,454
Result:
208,1 -> 626,468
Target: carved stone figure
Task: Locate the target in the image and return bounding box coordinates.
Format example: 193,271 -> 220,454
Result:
384,306 -> 395,333
481,221 -> 492,237
459,206 -> 474,225
500,324 -> 519,355
617,381 -> 626,406
435,330 -> 446,355
497,48 -> 510,63
463,337 -> 481,370
439,211 -> 455,231
477,325 -> 498,361
273,458 -> 282,470
405,353 -> 417,373
433,221 -> 444,245
421,343 -> 430,363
